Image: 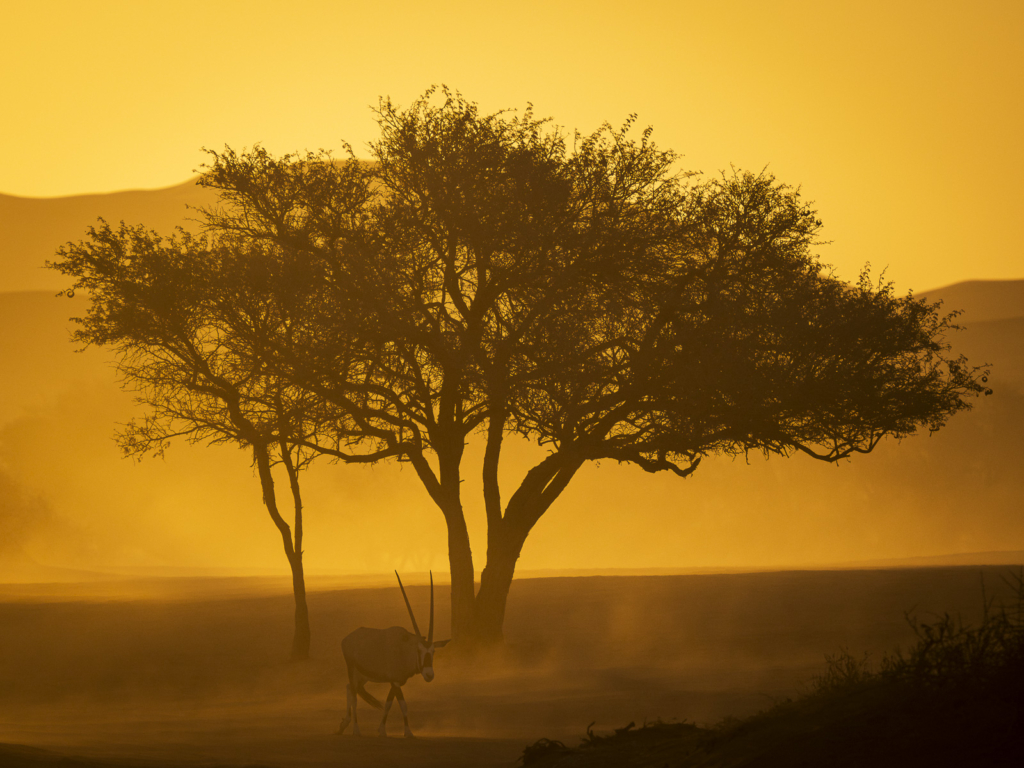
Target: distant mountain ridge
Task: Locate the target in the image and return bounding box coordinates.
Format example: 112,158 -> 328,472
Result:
0,178 -> 217,293
3,175 -> 1022,302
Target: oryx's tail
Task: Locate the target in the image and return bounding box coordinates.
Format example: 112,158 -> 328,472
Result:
356,682 -> 382,709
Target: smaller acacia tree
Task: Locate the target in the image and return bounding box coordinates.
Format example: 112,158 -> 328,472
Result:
49,222 -> 352,660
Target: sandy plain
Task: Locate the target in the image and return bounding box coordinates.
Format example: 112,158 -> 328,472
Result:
0,566 -> 1020,768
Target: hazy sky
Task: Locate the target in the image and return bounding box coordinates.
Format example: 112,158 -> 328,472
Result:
2,0 -> 1022,291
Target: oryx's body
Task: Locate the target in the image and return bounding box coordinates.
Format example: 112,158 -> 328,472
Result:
337,573 -> 449,738
343,626 -> 423,686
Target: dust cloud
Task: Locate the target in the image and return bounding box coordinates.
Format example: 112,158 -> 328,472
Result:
2,281 -> 1024,581
0,469 -> 51,573
3,363 -> 1024,581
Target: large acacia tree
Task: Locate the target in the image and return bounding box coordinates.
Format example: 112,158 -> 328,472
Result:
55,88 -> 988,646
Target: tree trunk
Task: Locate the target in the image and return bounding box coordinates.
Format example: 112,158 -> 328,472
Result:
467,453 -> 585,647
288,551 -> 311,660
433,425 -> 476,643
443,502 -> 476,643
471,525 -> 527,644
280,441 -> 310,661
253,443 -> 311,661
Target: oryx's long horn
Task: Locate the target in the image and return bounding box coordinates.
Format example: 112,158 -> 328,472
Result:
396,571 -> 422,639
428,571 -> 434,645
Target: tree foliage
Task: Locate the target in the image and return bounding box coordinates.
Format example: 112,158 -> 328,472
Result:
50,87 -> 988,645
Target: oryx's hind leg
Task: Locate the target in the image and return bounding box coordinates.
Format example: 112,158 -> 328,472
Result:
378,685 -> 398,737
393,685 -> 413,738
351,680 -> 362,736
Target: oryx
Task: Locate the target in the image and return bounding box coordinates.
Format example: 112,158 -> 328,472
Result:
337,571 -> 450,737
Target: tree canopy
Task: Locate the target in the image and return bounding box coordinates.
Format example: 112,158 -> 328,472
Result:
50,87 -> 988,646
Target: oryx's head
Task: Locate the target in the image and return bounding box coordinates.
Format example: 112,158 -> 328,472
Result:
396,570 -> 450,682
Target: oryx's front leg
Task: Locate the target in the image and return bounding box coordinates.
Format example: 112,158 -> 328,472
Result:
393,685 -> 413,738
378,685 -> 398,737
338,681 -> 355,735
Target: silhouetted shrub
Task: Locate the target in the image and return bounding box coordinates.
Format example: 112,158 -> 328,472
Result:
525,570 -> 1024,766
815,568 -> 1024,699
520,737 -> 569,764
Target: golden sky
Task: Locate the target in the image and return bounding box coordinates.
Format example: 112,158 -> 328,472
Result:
2,0 -> 1022,291
2,1 -> 1024,577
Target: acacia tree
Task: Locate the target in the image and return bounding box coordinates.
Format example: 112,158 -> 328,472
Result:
48,223 -> 360,660
58,88 -> 988,647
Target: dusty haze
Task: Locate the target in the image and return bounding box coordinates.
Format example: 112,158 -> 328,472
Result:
1,278 -> 1022,580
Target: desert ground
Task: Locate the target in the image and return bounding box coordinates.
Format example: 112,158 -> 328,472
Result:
0,566 -> 1020,768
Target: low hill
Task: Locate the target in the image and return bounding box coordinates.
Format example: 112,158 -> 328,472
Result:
0,291 -> 109,423
920,279 -> 1024,324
